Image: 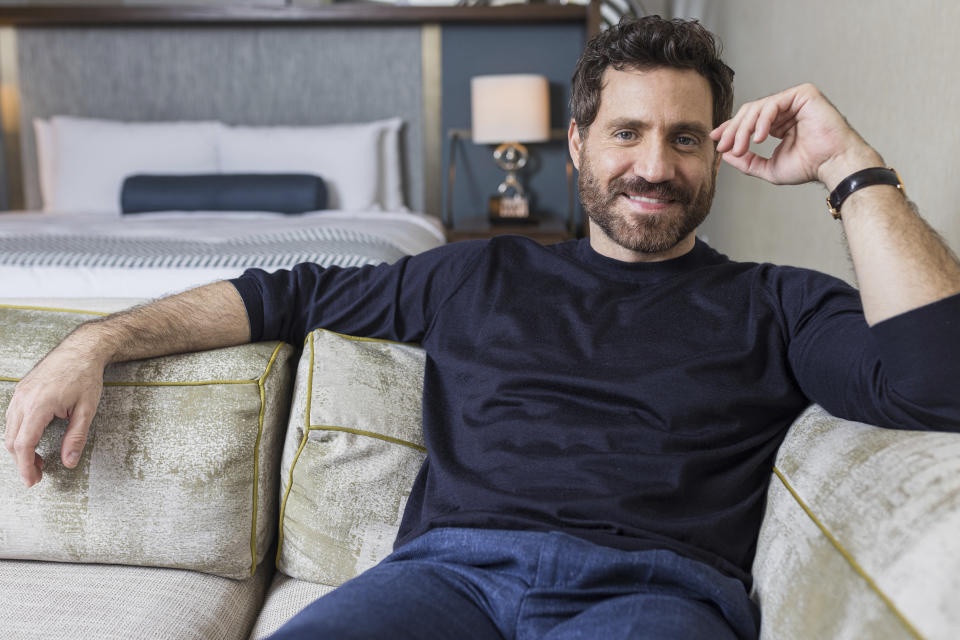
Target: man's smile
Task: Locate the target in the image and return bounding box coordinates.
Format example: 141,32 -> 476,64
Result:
622,192 -> 675,212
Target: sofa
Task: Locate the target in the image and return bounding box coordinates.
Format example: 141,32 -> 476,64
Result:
1,300 -> 958,640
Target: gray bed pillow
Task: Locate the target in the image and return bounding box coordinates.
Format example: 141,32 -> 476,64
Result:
276,328 -> 426,585
0,303 -> 295,580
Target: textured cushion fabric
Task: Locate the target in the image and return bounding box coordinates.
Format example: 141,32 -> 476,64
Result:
0,558 -> 271,640
249,572 -> 337,639
218,121 -> 385,211
49,116 -> 221,214
276,328 -> 426,585
120,173 -> 328,214
0,304 -> 295,579
752,404 -> 960,640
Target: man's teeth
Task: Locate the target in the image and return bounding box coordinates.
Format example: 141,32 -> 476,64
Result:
626,195 -> 669,204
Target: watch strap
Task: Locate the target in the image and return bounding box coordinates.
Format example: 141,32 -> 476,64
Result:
827,167 -> 904,219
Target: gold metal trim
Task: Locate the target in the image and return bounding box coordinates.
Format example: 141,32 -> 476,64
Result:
0,27 -> 22,210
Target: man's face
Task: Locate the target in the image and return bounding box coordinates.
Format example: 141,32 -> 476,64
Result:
569,66 -> 721,261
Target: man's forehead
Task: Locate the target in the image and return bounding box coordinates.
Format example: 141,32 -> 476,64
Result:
597,66 -> 713,126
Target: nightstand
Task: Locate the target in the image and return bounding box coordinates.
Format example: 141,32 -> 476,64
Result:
446,216 -> 571,245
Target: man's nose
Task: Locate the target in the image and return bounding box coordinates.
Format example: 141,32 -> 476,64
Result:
630,139 -> 676,184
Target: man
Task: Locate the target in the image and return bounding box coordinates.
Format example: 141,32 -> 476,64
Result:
6,16 -> 960,639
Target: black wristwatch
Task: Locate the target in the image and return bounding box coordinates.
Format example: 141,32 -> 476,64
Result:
827,167 -> 905,220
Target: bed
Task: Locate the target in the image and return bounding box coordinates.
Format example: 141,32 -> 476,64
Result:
0,23 -> 445,300
0,210 -> 445,298
0,113 -> 445,299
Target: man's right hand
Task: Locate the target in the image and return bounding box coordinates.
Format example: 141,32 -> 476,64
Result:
4,337 -> 107,488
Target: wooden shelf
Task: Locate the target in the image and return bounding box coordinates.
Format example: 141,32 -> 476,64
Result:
447,216 -> 571,245
0,3 -> 591,26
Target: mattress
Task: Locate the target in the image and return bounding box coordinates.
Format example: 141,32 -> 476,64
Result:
0,210 -> 446,298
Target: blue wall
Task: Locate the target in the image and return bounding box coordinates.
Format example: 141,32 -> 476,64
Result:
441,22 -> 586,232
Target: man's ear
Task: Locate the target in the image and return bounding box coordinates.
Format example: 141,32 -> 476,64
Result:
568,119 -> 583,171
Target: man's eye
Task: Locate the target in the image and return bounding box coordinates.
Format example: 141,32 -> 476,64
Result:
614,131 -> 636,141
676,135 -> 699,147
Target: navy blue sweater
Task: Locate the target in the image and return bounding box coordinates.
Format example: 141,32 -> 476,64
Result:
231,237 -> 960,588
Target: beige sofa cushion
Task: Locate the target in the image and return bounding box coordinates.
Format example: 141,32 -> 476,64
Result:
249,572 -> 337,639
752,404 -> 960,640
0,303 -> 295,579
0,558 -> 270,640
276,328 -> 426,585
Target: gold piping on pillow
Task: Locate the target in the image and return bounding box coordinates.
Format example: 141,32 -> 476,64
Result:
249,342 -> 285,576
307,425 -> 426,454
0,303 -> 109,316
276,330 -> 317,567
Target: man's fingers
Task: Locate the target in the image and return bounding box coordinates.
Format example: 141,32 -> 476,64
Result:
709,120 -> 730,140
732,101 -> 776,155
13,408 -> 53,487
61,404 -> 95,468
4,402 -> 22,455
715,104 -> 749,153
752,101 -> 782,145
721,150 -> 773,183
717,87 -> 804,155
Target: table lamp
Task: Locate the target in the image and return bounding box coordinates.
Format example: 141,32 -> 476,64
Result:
470,74 -> 550,221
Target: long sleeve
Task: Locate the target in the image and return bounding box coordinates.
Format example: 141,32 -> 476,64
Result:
229,240 -> 487,346
771,266 -> 960,431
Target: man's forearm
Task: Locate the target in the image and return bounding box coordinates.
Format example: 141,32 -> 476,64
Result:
66,280 -> 251,367
821,146 -> 960,326
712,84 -> 960,326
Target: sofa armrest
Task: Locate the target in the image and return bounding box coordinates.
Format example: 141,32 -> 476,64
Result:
752,404 -> 960,640
0,302 -> 295,580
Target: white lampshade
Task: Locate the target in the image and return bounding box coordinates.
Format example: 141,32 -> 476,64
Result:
470,74 -> 550,144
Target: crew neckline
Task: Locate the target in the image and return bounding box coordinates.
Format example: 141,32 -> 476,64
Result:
573,236 -> 724,281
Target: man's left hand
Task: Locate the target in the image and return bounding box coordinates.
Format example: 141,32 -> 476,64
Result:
710,83 -> 882,191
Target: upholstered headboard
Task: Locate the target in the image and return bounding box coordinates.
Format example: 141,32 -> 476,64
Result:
14,25 -> 426,212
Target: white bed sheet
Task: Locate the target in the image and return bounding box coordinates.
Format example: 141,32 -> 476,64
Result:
0,210 -> 446,299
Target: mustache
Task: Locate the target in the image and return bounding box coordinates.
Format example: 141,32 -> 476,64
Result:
607,177 -> 692,204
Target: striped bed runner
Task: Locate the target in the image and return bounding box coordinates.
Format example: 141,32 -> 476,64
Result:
0,227 -> 408,269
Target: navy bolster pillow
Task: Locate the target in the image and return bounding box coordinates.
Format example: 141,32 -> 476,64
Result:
121,174 -> 328,214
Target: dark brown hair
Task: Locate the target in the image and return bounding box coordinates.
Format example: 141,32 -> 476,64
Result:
571,16 -> 735,135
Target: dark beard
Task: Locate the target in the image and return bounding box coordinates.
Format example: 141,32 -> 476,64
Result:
578,152 -> 715,254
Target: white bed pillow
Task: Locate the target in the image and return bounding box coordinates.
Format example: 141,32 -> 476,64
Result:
378,117 -> 405,211
33,118 -> 57,212
37,116 -> 405,214
218,119 -> 400,212
49,116 -> 221,215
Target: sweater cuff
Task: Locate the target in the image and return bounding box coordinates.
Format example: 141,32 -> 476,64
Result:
228,274 -> 264,343
871,292 -> 960,390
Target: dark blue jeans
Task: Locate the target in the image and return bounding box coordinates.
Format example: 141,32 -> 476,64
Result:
268,528 -> 760,640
